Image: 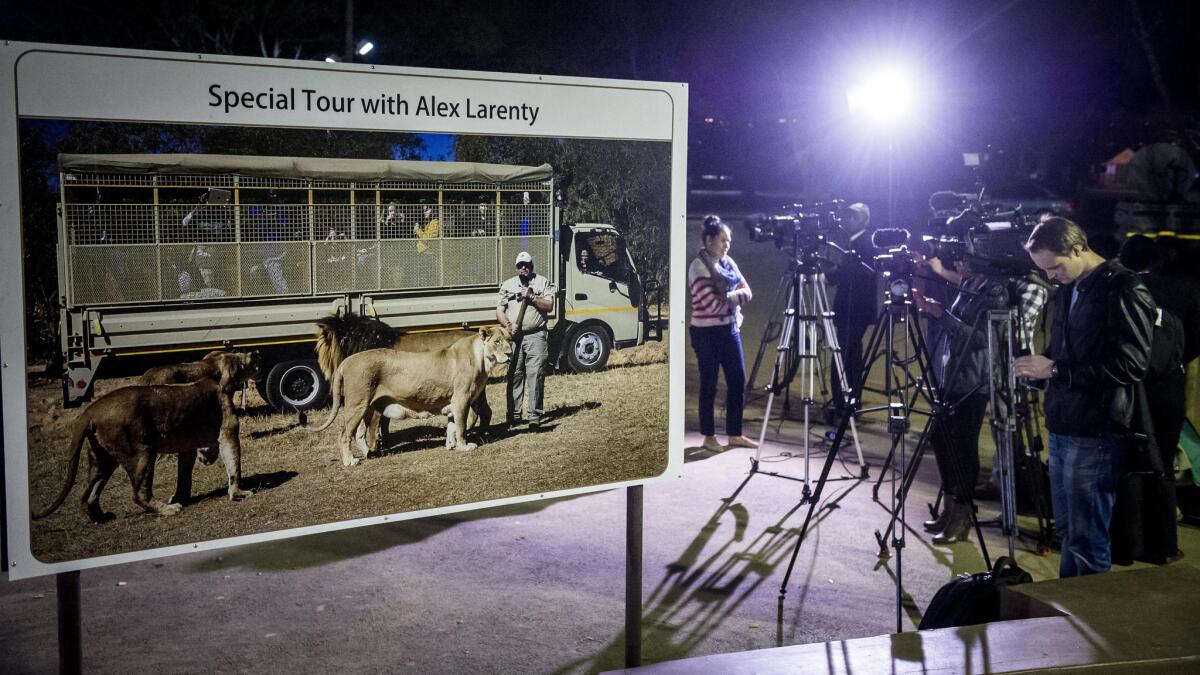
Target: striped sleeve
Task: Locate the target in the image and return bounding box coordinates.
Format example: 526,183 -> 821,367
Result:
689,257 -> 734,326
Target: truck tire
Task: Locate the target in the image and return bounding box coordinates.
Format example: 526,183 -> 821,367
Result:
261,359 -> 329,413
564,324 -> 611,372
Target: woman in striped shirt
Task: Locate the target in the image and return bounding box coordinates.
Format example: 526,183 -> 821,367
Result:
689,215 -> 758,452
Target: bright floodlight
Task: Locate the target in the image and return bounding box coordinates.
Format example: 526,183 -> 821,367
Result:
846,67 -> 917,126
357,41 -> 375,56
324,56 -> 339,63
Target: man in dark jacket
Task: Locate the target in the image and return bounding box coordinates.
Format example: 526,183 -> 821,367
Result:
830,202 -> 878,414
1015,218 -> 1156,577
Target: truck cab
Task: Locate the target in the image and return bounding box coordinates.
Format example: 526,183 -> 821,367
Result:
558,223 -> 648,371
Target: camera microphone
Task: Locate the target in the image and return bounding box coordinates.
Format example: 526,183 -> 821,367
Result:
928,191 -> 975,212
871,228 -> 910,249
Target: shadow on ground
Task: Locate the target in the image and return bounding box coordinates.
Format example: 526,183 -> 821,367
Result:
552,469 -> 868,673
191,470 -> 298,503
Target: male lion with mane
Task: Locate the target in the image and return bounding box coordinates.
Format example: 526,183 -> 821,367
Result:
314,312 -> 481,448
312,326 -> 511,465
33,373 -> 254,524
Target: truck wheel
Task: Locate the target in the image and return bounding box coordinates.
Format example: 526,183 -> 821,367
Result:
262,359 -> 329,412
565,324 -> 611,372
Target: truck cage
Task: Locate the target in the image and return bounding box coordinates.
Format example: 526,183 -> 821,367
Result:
57,153 -> 556,307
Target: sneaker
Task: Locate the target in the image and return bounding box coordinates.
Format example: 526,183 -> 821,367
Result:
726,435 -> 759,449
701,435 -> 724,452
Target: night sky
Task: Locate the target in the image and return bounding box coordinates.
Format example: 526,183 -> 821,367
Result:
4,0 -> 1198,197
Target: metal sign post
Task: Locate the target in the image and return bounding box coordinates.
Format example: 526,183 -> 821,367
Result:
625,485 -> 643,668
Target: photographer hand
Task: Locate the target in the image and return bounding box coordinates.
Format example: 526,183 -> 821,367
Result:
1014,355 -> 1054,380
910,288 -> 944,318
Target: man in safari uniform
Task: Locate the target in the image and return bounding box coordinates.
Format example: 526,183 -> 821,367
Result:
497,251 -> 556,428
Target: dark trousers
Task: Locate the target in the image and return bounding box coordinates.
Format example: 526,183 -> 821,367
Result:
690,324 -> 746,437
931,393 -> 989,503
831,319 -> 868,410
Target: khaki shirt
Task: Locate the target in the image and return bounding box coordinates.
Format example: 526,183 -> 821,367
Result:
498,273 -> 556,332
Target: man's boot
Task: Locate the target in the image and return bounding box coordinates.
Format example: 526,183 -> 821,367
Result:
932,501 -> 973,545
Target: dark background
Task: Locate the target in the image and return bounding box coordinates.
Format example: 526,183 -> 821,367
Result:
4,0 -> 1200,566
5,0 -> 1199,199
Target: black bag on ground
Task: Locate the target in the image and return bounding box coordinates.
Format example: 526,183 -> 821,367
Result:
918,556 -> 1033,630
1111,382 -> 1176,566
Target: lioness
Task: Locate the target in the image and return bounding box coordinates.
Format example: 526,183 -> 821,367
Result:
312,326 -> 511,465
33,378 -> 252,523
140,350 -> 262,389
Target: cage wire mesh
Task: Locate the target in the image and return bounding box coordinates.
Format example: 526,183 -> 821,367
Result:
60,171 -> 553,305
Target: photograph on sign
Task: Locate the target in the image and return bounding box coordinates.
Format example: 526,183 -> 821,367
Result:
14,119 -> 672,566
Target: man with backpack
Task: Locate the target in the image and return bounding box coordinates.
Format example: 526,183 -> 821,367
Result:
1015,218 -> 1156,577
1119,235 -> 1191,559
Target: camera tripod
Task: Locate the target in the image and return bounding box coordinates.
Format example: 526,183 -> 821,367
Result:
979,308 -> 1054,556
777,276 -> 993,633
747,253 -> 867,497
870,289 -> 1055,559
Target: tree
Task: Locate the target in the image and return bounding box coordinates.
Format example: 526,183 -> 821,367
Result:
456,135 -> 672,292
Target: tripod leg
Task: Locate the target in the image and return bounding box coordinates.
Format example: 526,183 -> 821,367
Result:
803,304 -> 814,496
778,291 -> 888,598
814,273 -> 866,474
746,274 -> 792,395
873,436 -> 898,501
755,278 -> 801,455
777,372 -> 858,597
876,405 -> 937,556
1020,408 -> 1053,553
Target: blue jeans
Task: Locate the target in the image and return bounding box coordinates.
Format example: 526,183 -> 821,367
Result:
690,324 -> 746,437
1048,433 -> 1126,578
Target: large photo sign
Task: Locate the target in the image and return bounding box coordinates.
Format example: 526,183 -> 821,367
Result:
1,43 -> 687,579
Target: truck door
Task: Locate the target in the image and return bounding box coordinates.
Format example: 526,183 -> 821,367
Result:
563,227 -> 643,370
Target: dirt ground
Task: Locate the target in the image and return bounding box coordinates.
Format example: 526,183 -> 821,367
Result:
24,349 -> 669,564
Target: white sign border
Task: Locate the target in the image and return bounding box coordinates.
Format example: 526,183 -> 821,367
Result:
1,41 -> 688,580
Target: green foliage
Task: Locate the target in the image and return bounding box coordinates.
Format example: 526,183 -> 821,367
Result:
456,136 -> 672,291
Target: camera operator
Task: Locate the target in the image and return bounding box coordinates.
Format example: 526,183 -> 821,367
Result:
1015,218 -> 1156,578
829,202 -> 878,417
911,254 -> 1048,544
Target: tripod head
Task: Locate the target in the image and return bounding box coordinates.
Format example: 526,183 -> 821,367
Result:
789,247 -> 837,275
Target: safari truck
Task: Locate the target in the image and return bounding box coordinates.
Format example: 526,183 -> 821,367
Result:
55,153 -> 660,411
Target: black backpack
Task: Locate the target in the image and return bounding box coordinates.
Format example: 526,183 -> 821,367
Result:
1146,307 -> 1185,382
918,557 -> 1033,630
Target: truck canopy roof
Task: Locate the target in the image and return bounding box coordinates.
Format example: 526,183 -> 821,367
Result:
59,153 -> 553,184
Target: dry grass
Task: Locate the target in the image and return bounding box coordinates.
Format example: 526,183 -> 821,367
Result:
25,357 -> 669,564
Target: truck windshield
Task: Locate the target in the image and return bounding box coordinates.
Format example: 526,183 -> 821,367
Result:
576,231 -> 629,283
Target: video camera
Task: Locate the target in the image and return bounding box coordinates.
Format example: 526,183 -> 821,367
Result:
919,191 -> 1037,277
744,200 -> 846,253
870,228 -> 921,302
